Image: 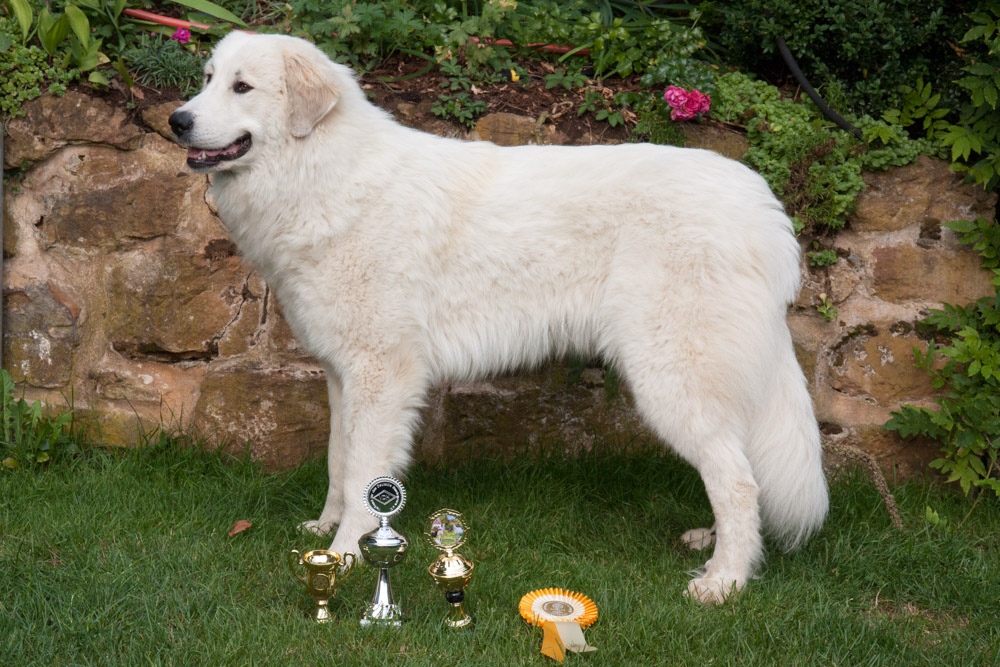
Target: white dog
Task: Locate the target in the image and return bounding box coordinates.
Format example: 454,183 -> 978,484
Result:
170,31 -> 828,602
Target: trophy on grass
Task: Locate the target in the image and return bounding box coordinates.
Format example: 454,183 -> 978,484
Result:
425,508 -> 475,629
358,476 -> 409,627
287,549 -> 356,623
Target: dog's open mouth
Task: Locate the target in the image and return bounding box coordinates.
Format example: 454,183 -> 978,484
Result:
186,133 -> 252,170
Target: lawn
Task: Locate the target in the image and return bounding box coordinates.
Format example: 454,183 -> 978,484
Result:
1,439 -> 998,665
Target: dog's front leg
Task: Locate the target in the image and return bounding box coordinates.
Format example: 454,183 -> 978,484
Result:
326,352 -> 428,559
299,372 -> 346,536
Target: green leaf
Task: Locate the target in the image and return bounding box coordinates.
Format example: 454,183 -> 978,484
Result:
7,0 -> 33,43
38,11 -> 69,56
88,70 -> 110,86
64,4 -> 90,48
115,57 -> 135,88
986,85 -> 999,110
963,24 -> 988,42
167,0 -> 248,27
965,62 -> 997,77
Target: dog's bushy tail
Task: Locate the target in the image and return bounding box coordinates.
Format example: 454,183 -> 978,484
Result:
745,346 -> 829,550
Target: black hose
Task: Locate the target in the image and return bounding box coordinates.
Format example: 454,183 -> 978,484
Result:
761,7 -> 863,140
774,35 -> 862,139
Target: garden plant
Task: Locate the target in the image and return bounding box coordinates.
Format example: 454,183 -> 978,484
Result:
2,1 -> 1000,661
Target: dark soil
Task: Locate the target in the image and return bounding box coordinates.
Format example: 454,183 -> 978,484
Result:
78,52 -> 649,142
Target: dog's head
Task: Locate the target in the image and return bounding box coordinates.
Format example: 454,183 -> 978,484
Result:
169,32 -> 345,173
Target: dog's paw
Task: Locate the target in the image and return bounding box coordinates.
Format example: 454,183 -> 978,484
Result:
685,575 -> 742,604
679,527 -> 716,551
297,519 -> 337,536
328,534 -> 361,561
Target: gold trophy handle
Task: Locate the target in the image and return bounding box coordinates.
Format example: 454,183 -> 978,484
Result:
286,549 -> 307,586
339,552 -> 356,578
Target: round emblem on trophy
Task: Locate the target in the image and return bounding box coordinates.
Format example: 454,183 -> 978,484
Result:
311,573 -> 331,592
424,509 -> 468,551
363,476 -> 407,518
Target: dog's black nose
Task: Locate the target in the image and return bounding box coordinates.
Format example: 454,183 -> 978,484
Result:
168,110 -> 194,139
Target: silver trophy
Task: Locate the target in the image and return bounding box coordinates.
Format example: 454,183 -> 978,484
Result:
358,476 -> 409,626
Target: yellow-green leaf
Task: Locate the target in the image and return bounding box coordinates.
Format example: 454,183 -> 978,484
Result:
64,4 -> 90,48
7,0 -> 32,43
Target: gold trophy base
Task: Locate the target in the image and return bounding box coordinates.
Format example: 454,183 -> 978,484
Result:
443,590 -> 475,629
312,600 -> 333,624
429,553 -> 475,629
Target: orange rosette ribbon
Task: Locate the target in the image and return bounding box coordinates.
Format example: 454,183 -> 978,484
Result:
519,588 -> 598,663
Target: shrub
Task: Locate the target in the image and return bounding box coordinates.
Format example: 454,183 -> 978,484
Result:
713,0 -> 973,117
1,370 -> 79,469
939,4 -> 1000,191
712,72 -> 936,234
123,33 -> 205,97
0,16 -> 77,116
884,218 -> 1000,498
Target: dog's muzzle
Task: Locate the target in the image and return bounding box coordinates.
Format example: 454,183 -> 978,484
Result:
168,109 -> 253,171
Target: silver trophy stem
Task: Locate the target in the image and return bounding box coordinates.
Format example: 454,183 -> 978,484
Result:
360,566 -> 402,626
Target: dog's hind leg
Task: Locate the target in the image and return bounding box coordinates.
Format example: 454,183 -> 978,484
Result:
299,372 -> 346,536
618,341 -> 763,604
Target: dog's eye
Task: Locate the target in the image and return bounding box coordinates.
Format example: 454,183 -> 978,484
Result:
233,81 -> 253,94
205,72 -> 212,85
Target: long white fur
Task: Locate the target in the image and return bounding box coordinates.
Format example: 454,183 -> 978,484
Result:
173,32 -> 828,602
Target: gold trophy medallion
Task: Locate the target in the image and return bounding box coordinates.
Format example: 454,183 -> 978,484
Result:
287,549 -> 355,622
425,509 -> 475,629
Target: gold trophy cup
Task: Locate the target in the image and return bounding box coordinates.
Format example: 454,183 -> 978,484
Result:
287,549 -> 356,622
425,509 -> 475,628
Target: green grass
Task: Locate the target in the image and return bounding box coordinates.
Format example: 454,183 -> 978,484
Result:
2,438 -> 999,665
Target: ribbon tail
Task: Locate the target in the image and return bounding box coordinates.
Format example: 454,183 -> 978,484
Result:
540,621 -> 567,663
554,621 -> 597,654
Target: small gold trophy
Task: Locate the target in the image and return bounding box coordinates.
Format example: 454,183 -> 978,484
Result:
287,549 -> 356,622
425,508 -> 475,629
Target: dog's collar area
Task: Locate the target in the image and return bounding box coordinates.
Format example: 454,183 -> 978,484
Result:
186,133 -> 252,170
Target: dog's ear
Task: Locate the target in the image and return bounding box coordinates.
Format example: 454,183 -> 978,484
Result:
284,50 -> 341,138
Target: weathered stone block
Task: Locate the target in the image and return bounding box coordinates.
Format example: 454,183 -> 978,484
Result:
871,244 -> 994,305
850,155 -> 996,232
828,323 -> 937,407
2,185 -> 17,258
679,123 -> 749,161
192,364 -> 330,469
142,101 -> 185,141
107,252 -> 258,361
3,90 -> 144,167
416,362 -> 648,464
471,113 -> 541,146
39,138 -> 195,249
2,281 -> 79,388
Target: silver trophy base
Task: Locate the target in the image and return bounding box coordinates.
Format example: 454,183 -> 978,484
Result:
360,601 -> 404,627
359,564 -> 404,627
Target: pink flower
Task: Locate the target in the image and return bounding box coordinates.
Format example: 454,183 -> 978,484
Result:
663,86 -> 688,109
171,27 -> 191,44
663,86 -> 710,121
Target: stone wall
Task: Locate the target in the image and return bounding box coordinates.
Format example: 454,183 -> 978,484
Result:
2,92 -> 996,475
